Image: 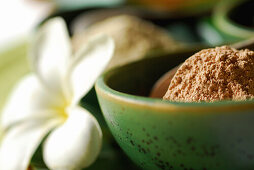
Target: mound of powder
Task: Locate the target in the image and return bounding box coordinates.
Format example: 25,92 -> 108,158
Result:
163,46 -> 254,102
72,15 -> 183,69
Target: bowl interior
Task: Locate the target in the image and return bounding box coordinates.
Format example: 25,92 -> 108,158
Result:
228,0 -> 254,28
105,49 -> 192,97
103,47 -> 254,108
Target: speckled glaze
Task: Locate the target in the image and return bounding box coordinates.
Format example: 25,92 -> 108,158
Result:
95,49 -> 254,170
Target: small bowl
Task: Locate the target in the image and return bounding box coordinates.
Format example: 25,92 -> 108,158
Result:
95,49 -> 254,170
213,0 -> 254,40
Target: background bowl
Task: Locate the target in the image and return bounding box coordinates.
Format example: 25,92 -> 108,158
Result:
213,0 -> 254,40
95,49 -> 254,170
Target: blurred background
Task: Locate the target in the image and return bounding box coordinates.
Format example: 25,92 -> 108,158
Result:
0,0 -> 254,169
1,0 -> 254,51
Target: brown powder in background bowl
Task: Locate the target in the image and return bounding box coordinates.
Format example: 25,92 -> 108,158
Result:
72,15 -> 183,69
163,46 -> 254,102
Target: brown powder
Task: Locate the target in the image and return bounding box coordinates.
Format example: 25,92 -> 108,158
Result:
72,15 -> 183,69
163,46 -> 254,102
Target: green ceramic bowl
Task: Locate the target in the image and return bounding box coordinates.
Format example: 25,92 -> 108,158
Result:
95,49 -> 254,170
213,0 -> 254,40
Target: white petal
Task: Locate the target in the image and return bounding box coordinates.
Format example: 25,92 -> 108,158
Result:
43,106 -> 102,170
0,118 -> 61,170
1,74 -> 64,130
68,35 -> 114,105
30,17 -> 71,96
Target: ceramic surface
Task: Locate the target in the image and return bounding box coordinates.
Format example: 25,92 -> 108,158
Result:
96,49 -> 254,170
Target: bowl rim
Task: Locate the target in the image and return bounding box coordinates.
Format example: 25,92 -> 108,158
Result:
95,59 -> 254,113
213,0 -> 254,39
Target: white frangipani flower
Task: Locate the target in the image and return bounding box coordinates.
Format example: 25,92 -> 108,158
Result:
0,17 -> 114,170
